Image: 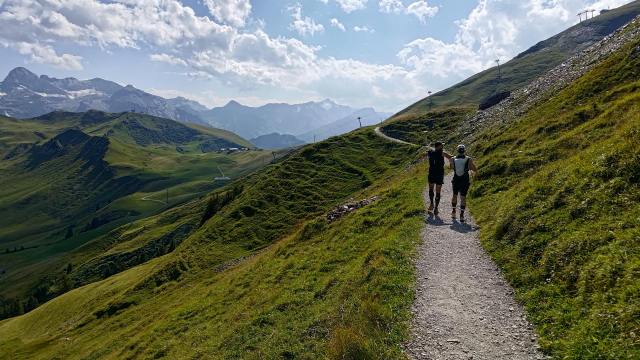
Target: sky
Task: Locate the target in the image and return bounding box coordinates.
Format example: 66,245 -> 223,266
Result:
0,0 -> 635,111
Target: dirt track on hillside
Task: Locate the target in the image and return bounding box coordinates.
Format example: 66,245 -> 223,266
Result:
373,127 -> 544,359
403,174 -> 545,360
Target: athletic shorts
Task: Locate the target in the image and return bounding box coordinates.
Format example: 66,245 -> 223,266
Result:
428,172 -> 444,185
452,176 -> 470,197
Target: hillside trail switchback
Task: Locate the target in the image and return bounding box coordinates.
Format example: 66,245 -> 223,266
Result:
373,127 -> 544,359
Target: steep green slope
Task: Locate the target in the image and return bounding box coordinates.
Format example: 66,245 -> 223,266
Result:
380,107 -> 474,146
0,111 -> 278,315
468,30 -> 640,358
392,0 -> 640,119
380,15 -> 640,359
0,128 -> 425,359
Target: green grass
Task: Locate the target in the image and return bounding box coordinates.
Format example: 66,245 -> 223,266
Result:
380,107 -> 474,147
464,27 -> 640,359
0,128 -> 426,359
389,0 -> 640,119
359,18 -> 640,358
0,111 -> 276,305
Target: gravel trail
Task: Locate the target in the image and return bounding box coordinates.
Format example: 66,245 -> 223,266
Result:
375,127 -> 413,144
404,173 -> 544,360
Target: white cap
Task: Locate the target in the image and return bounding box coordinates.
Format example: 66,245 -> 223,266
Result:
457,144 -> 466,152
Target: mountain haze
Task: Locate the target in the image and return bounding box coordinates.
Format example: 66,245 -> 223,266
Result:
0,68 -> 388,140
249,133 -> 306,150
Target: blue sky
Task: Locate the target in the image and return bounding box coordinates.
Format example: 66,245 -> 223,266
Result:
0,0 -> 634,111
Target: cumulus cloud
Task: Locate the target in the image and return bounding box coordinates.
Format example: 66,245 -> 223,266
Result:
1,0 -> 636,111
406,1 -> 439,24
322,0 -> 369,13
379,0 -> 438,24
354,25 -> 375,33
397,0 -> 636,84
203,0 -> 252,27
330,18 -> 346,31
11,42 -> 84,70
287,3 -> 325,36
379,0 -> 404,14
150,53 -> 188,67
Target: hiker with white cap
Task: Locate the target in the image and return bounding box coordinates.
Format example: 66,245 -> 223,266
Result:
450,144 -> 477,222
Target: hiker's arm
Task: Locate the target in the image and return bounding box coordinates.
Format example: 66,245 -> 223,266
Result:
442,151 -> 453,160
469,158 -> 477,172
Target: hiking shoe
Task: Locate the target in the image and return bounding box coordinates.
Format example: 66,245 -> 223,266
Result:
428,204 -> 434,213
451,209 -> 456,219
460,213 -> 466,222
434,207 -> 439,215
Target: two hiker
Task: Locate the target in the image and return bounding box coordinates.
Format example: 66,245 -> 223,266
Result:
424,143 -> 477,222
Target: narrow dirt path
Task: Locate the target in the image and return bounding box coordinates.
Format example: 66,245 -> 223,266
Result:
404,173 -> 544,360
374,127 -> 414,145
372,127 -> 543,359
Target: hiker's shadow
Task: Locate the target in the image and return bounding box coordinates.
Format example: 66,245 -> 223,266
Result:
426,213 -> 447,226
449,219 -> 476,233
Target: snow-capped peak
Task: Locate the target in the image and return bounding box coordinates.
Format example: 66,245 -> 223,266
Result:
319,98 -> 334,110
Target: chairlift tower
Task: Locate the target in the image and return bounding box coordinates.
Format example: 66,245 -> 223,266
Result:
495,59 -> 501,80
357,117 -> 362,128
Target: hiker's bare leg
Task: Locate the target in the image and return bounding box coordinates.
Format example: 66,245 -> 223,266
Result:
428,183 -> 435,211
435,184 -> 442,208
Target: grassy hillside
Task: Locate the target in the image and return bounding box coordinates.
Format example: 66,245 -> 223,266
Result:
468,29 -> 640,358
380,107 -> 474,146
391,0 -> 640,119
0,111 -> 280,312
378,15 -> 640,359
0,127 -> 427,359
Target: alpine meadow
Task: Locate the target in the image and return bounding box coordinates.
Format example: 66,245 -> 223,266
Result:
2,1 -> 640,359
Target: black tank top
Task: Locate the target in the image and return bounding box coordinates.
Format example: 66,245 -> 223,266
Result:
428,150 -> 445,174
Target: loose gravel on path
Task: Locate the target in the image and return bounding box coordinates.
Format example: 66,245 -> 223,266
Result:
404,174 -> 545,360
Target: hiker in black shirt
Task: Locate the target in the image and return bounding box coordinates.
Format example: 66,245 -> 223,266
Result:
423,141 -> 453,214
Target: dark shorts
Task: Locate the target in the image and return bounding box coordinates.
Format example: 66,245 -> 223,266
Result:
428,172 -> 445,185
452,176 -> 470,197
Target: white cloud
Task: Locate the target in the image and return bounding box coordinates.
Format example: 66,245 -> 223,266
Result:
379,0 -> 438,24
150,53 -> 188,67
203,0 -> 252,27
397,0 -> 636,85
1,0 -> 637,112
335,0 -> 369,13
317,0 -> 329,3
8,42 -> 83,70
379,0 -> 404,13
330,18 -> 346,31
406,1 -> 439,24
287,3 -> 325,37
354,25 -> 374,33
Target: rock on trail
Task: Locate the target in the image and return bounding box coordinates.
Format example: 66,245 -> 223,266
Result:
404,173 -> 545,360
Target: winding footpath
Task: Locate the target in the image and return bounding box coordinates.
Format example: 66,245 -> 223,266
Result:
375,127 -> 544,360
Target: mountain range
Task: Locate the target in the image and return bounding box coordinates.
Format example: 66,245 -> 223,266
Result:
0,68 -> 390,141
